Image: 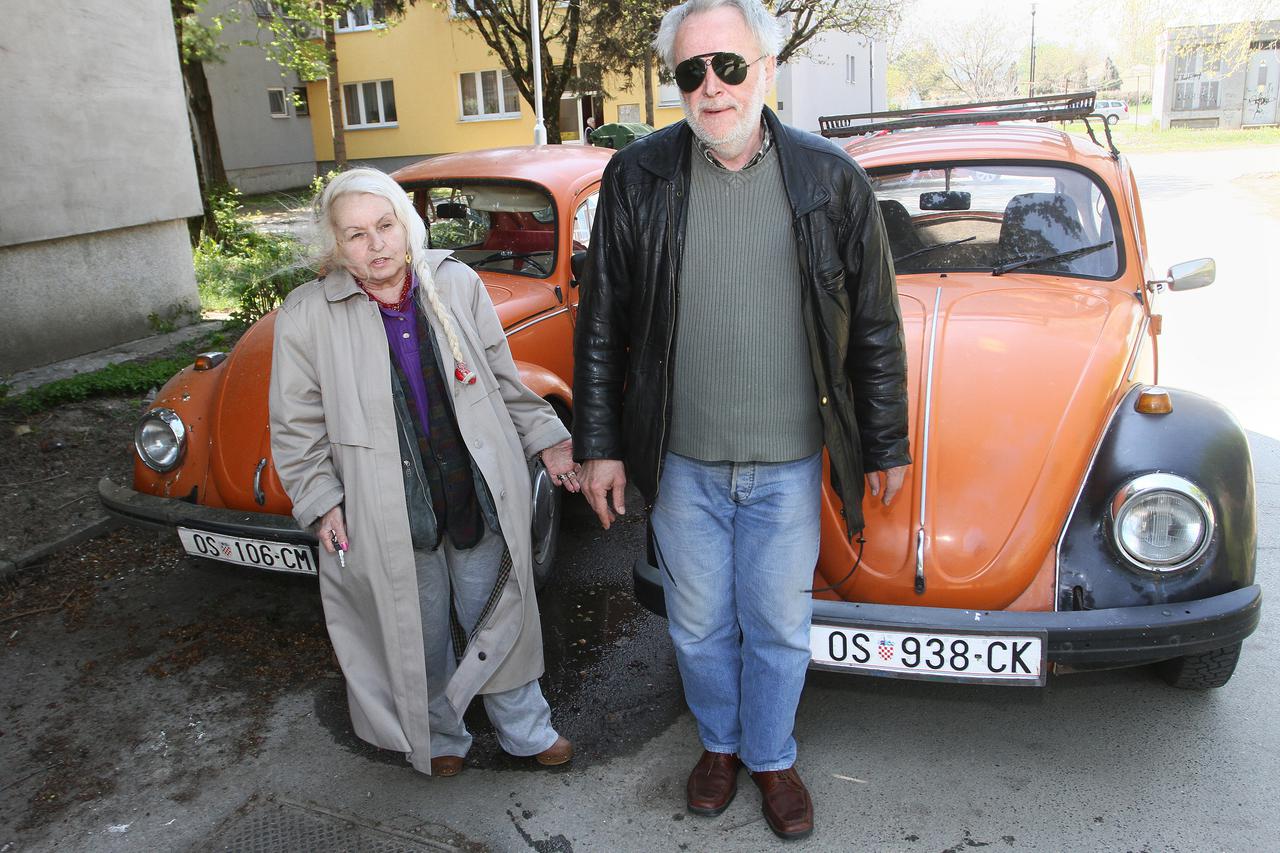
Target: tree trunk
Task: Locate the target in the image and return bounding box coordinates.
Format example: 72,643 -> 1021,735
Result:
172,2 -> 224,243
643,53 -> 655,126
325,24 -> 347,168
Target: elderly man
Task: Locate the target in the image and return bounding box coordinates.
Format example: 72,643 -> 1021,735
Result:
572,0 -> 910,840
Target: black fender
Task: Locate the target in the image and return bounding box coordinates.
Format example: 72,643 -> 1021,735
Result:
1057,386 -> 1256,611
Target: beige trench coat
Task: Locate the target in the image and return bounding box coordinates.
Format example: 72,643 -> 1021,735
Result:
268,250 -> 569,774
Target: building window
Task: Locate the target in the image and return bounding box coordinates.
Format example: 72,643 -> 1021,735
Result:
846,54 -> 857,84
450,0 -> 488,15
657,80 -> 681,107
459,69 -> 520,119
335,3 -> 387,32
343,79 -> 397,128
267,88 -> 289,117
293,86 -> 310,116
1199,80 -> 1220,110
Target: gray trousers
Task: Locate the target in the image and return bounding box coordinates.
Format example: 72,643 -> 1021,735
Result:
415,526 -> 558,758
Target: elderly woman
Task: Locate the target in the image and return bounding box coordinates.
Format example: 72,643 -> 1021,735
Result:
269,168 -> 580,777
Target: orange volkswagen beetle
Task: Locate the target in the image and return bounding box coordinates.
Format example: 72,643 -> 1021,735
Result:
630,94 -> 1260,689
100,145 -> 612,586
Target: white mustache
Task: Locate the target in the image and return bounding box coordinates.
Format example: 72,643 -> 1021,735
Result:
697,100 -> 739,114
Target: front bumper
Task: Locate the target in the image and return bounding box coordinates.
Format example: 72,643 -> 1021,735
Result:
633,557 -> 1262,668
98,478 -> 316,547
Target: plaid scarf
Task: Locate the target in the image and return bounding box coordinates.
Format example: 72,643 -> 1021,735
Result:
390,302 -> 482,550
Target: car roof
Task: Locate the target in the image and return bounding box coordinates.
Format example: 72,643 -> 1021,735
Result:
391,145 -> 613,196
843,123 -> 1118,173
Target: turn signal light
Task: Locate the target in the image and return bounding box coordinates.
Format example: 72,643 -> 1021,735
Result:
194,351 -> 227,371
1135,386 -> 1173,415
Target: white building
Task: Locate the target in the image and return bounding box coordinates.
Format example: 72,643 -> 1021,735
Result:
776,31 -> 888,133
1153,20 -> 1280,129
0,1 -> 203,374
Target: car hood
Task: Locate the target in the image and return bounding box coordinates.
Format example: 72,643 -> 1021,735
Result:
816,276 -> 1146,609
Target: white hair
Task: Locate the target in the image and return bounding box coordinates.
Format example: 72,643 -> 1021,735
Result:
654,0 -> 786,72
312,168 -> 467,370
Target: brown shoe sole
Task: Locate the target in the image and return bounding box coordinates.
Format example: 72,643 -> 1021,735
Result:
535,737 -> 574,766
763,818 -> 813,841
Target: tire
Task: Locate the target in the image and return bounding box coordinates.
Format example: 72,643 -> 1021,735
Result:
1156,642 -> 1242,689
1106,114 -> 1118,126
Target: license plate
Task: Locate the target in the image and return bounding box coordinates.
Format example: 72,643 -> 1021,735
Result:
810,624 -> 1047,686
178,528 -> 317,575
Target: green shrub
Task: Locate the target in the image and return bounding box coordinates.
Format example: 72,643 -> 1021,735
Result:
194,184 -> 314,322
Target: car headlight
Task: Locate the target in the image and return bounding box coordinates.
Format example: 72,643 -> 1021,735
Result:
1110,473 -> 1213,571
135,408 -> 187,472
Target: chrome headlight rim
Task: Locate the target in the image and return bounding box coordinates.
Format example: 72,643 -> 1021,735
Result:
1110,473 -> 1214,572
134,408 -> 187,473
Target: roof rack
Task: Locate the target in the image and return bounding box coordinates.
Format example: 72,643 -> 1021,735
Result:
819,91 -> 1119,158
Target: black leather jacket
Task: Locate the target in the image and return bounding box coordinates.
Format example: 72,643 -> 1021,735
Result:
572,107 -> 910,535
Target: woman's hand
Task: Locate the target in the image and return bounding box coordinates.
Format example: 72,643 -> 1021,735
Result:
317,505 -> 349,554
539,439 -> 582,494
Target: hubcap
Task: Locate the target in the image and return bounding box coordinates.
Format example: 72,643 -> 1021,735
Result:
530,464 -> 557,564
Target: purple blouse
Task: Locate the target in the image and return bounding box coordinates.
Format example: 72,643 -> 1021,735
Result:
373,275 -> 432,434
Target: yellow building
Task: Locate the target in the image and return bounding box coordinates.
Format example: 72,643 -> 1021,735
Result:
304,3 -> 692,167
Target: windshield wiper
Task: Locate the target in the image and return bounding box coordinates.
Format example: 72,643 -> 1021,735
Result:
471,250 -> 550,276
991,240 -> 1114,276
893,236 -> 976,264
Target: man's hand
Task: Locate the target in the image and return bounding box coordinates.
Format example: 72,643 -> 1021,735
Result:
580,459 -> 627,529
866,465 -> 908,506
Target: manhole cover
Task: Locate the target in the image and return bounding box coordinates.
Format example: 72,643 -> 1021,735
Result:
204,799 -> 477,852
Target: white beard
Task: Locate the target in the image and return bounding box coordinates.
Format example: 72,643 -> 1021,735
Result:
682,67 -> 767,161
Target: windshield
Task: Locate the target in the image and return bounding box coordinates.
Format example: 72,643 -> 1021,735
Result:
870,164 -> 1121,278
409,181 -> 557,278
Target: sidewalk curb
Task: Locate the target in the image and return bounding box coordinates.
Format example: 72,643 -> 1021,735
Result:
0,515 -> 120,583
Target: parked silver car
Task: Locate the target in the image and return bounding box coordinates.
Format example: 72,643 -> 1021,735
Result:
1094,98 -> 1128,125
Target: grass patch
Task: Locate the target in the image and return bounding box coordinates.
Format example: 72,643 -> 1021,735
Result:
1060,120 -> 1280,153
5,358 -> 193,414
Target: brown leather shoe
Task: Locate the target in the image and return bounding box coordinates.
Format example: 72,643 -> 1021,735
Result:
687,751 -> 741,816
750,767 -> 814,840
430,755 -> 464,777
535,735 -> 574,766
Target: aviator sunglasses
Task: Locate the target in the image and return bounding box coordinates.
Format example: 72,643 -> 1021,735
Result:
673,51 -> 766,92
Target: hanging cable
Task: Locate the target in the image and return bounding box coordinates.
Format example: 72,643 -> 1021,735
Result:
805,536 -> 866,595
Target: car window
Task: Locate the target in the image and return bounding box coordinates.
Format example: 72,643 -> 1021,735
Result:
870,163 -> 1121,279
411,181 -> 557,278
572,193 -> 598,250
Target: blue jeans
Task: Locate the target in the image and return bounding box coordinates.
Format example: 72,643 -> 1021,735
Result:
650,451 -> 821,772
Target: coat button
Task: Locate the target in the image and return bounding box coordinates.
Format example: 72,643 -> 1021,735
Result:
500,489 -> 507,499
402,459 -> 411,468
402,332 -> 411,339
473,439 -> 484,448
821,396 -> 829,406
477,651 -> 487,661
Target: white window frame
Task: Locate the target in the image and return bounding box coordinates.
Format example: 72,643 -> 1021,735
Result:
267,87 -> 289,118
342,79 -> 398,129
458,69 -> 522,121
450,0 -> 489,17
657,80 -> 681,107
334,4 -> 387,32
846,54 -> 856,85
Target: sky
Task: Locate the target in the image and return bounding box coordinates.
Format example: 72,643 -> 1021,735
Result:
890,0 -> 1280,61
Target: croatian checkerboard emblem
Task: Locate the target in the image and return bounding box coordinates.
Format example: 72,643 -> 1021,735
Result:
878,638 -> 895,660
222,544 -> 233,558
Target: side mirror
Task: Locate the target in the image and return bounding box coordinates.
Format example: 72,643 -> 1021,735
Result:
570,250 -> 588,285
920,190 -> 971,211
1167,258 -> 1215,292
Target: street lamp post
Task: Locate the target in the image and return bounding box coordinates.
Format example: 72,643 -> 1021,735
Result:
531,0 -> 547,145
1024,2 -> 1034,96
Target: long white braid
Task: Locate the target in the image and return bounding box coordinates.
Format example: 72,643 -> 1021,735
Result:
410,251 -> 469,376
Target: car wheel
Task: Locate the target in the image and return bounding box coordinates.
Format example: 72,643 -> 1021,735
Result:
1106,114 -> 1118,126
1156,642 -> 1242,689
529,454 -> 562,591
